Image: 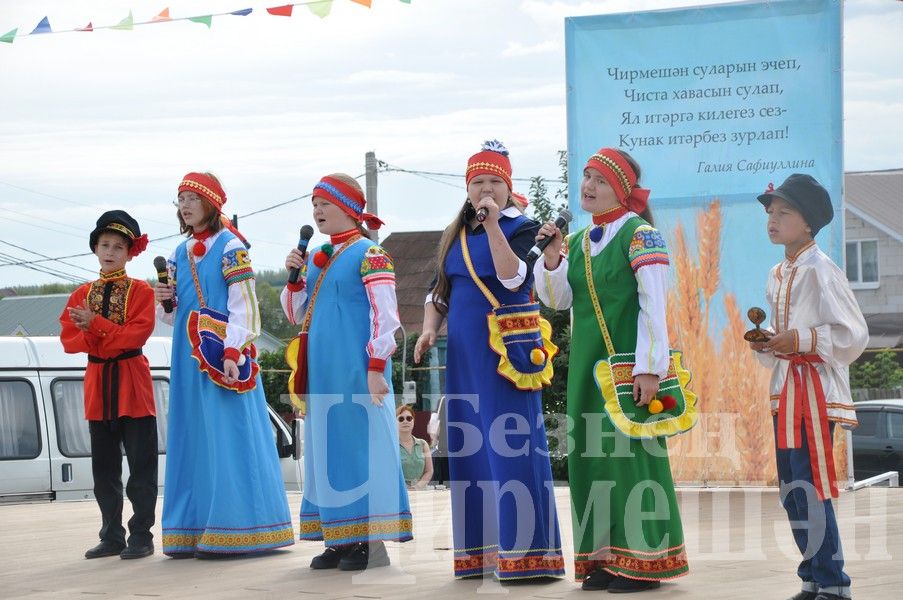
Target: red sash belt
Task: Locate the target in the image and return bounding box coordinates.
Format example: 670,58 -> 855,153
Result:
776,353 -> 837,500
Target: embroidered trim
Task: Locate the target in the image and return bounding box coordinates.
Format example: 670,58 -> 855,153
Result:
314,181 -> 364,215
298,513 -> 413,544
574,545 -> 689,581
466,161 -> 511,179
99,268 -> 127,280
104,223 -> 136,240
589,153 -> 632,196
162,522 -> 294,554
180,179 -> 224,208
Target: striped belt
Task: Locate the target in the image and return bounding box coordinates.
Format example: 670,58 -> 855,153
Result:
776,353 -> 837,500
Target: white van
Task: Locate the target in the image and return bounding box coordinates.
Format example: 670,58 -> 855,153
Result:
0,336 -> 301,502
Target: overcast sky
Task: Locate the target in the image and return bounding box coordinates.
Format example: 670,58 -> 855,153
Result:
1,0 -> 901,286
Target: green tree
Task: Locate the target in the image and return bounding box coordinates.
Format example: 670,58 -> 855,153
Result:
257,348 -> 293,419
850,350 -> 903,389
256,280 -> 297,342
527,153 -> 571,480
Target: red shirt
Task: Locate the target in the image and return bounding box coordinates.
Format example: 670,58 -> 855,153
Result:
59,271 -> 156,421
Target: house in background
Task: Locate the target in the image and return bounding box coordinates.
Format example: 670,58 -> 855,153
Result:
0,293 -> 285,353
844,169 -> 903,351
381,231 -> 445,412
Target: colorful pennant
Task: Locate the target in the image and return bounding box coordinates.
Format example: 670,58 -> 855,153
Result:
1,1 -> 408,45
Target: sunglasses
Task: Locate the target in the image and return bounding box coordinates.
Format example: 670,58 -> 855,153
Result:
397,415 -> 414,422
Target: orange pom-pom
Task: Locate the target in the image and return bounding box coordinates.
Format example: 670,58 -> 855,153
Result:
648,399 -> 663,414
192,241 -> 206,257
313,250 -> 329,268
530,347 -> 546,365
661,395 -> 677,411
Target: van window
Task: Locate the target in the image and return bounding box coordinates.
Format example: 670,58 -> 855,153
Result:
852,410 -> 880,438
888,411 -> 903,440
51,378 -> 171,457
0,379 -> 41,460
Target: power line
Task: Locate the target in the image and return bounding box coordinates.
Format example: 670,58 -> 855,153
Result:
0,252 -> 86,284
0,240 -> 96,275
377,161 -> 562,184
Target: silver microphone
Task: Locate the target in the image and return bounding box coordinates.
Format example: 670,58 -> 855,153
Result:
526,208 -> 573,262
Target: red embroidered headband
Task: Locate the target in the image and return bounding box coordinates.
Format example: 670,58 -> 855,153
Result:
177,172 -> 250,248
585,148 -> 650,214
313,175 -> 385,230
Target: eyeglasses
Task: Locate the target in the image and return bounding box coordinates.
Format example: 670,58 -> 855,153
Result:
173,196 -> 203,207
397,415 -> 413,422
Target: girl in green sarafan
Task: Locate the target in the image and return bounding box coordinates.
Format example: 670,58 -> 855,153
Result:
533,148 -> 689,593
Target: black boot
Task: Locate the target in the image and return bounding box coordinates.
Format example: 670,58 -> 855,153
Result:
338,541 -> 390,571
84,540 -> 125,559
814,594 -> 848,600
310,544 -> 352,569
120,542 -> 154,559
582,569 -> 616,591
787,592 -> 819,600
607,576 -> 661,594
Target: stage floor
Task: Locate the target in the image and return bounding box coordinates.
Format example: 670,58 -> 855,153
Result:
1,486 -> 900,599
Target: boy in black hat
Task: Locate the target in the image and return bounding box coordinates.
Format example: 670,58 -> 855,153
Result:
748,174 -> 868,600
60,210 -> 159,560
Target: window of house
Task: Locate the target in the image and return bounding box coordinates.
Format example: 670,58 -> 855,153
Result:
845,240 -> 879,288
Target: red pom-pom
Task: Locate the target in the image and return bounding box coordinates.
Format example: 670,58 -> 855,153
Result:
128,234 -> 149,258
313,250 -> 329,268
192,241 -> 207,257
661,395 -> 677,411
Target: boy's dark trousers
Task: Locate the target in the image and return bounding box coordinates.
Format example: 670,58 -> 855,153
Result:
89,416 -> 159,547
774,419 -> 851,599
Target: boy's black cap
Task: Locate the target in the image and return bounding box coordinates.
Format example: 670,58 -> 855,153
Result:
89,210 -> 141,252
757,173 -> 834,235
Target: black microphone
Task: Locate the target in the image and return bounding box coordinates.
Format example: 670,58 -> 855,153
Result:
153,256 -> 173,314
526,208 -> 573,263
288,225 -> 315,284
476,207 -> 488,222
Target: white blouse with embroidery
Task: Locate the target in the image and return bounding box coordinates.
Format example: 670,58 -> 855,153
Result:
533,212 -> 671,380
752,242 -> 868,427
280,239 -> 401,363
155,230 -> 261,355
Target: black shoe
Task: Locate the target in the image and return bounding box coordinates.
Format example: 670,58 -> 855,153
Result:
310,545 -> 352,569
165,552 -> 195,559
338,541 -> 390,571
582,569 -> 616,591
788,592 -> 819,600
814,594 -> 847,600
607,576 -> 661,594
120,543 -> 154,559
85,541 -> 126,559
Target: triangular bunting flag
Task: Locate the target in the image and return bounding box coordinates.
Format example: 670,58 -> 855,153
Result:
0,28 -> 17,44
75,22 -> 94,32
231,9 -> 253,16
110,10 -> 134,31
267,5 -> 294,17
351,0 -> 372,7
189,15 -> 213,28
30,17 -> 52,35
309,0 -> 333,18
152,8 -> 171,22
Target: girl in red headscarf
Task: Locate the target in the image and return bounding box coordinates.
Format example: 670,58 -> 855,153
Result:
154,172 -> 294,558
281,173 -> 411,572
533,148 -> 689,592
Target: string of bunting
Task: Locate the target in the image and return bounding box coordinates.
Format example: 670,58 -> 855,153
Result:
1,0 -> 412,44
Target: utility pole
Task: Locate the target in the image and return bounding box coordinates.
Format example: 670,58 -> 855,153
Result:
365,151 -> 378,242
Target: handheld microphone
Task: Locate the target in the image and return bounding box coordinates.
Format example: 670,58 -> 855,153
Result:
526,208 -> 573,263
476,207 -> 489,222
153,256 -> 173,314
288,225 -> 316,284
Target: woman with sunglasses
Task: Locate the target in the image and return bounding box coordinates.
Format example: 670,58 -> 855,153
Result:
396,405 -> 433,489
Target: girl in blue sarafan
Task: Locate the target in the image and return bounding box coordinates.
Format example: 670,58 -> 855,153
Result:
282,173 -> 412,572
154,171 -> 294,558
414,141 -> 565,582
